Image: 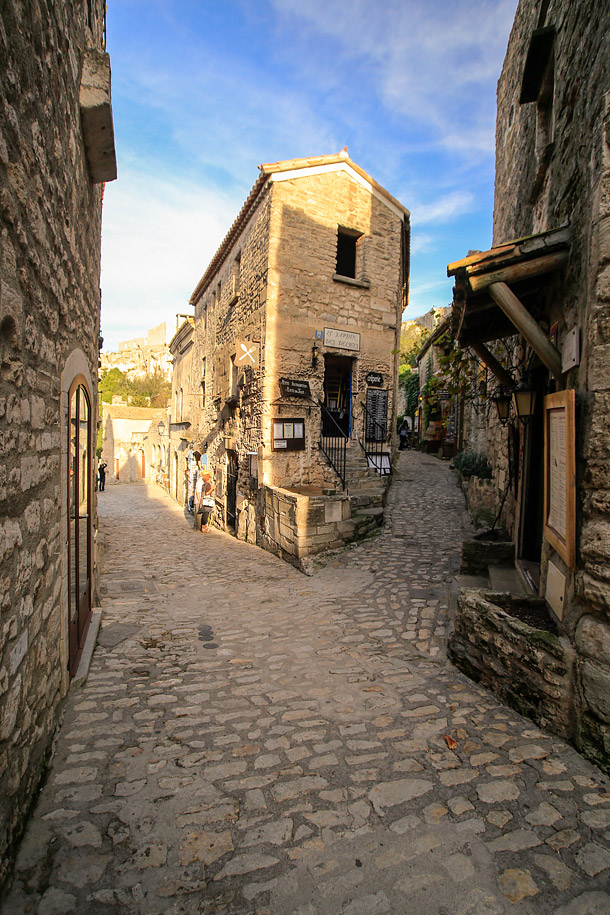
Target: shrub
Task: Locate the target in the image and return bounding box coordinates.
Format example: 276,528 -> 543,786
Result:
452,450 -> 492,480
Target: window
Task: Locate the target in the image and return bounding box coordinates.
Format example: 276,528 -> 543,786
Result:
336,228 -> 359,278
230,253 -> 241,304
536,52 -> 554,156
179,387 -> 184,421
201,357 -> 206,407
229,356 -> 238,400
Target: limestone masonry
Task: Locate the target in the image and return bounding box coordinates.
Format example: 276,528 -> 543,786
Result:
169,152 -> 410,566
0,0 -> 116,888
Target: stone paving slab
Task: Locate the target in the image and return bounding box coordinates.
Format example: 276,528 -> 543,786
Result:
2,452 -> 610,914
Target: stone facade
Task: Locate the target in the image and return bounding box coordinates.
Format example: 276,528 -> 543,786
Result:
168,318 -> 195,505
0,1 -> 116,886
450,0 -> 610,771
171,153 -> 409,564
101,405 -> 165,484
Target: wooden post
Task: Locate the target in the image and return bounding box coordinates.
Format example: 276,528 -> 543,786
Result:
488,282 -> 562,378
468,251 -> 569,293
470,342 -> 514,388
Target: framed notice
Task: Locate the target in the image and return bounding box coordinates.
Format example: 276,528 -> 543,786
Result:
272,418 -> 305,452
543,390 -> 576,567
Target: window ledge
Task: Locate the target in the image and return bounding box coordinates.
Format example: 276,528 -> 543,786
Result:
332,274 -> 370,289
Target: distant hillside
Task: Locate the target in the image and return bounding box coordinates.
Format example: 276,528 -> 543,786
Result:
400,307 -> 451,365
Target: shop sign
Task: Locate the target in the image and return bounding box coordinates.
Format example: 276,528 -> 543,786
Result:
279,378 -> 311,398
323,327 -> 360,352
235,340 -> 259,368
366,371 -> 383,386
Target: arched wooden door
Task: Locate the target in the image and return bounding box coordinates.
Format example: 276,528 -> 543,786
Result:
68,380 -> 92,676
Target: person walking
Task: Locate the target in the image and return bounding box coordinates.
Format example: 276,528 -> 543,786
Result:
98,460 -> 107,491
194,470 -> 213,532
398,417 -> 411,450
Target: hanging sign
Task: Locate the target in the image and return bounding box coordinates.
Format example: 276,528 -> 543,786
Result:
323,327 -> 360,352
279,378 -> 311,398
366,371 -> 383,386
235,340 -> 259,368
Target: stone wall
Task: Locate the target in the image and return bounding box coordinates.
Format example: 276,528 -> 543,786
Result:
449,590 -> 575,739
484,0 -> 610,769
259,486 -> 353,568
0,0 -> 112,885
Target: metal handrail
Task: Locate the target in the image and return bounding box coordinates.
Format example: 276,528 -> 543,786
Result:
318,401 -> 347,490
360,401 -> 391,476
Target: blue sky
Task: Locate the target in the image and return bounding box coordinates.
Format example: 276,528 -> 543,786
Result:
100,0 -> 518,351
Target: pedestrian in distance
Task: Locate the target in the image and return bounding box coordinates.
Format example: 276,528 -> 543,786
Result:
398,418 -> 411,451
98,460 -> 107,491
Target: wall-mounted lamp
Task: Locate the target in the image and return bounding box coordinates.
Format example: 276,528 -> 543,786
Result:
311,343 -> 319,368
512,380 -> 537,425
492,387 -> 512,426
157,420 -> 166,436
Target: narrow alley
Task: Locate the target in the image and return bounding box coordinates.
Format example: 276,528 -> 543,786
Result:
3,452 -> 610,915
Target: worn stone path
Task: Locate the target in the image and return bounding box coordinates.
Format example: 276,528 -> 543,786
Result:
3,452 -> 610,914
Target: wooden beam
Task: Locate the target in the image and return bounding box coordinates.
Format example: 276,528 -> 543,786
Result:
470,342 -> 514,388
469,251 -> 568,292
487,282 -> 563,378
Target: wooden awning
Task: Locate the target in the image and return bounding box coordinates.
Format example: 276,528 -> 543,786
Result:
447,225 -> 570,379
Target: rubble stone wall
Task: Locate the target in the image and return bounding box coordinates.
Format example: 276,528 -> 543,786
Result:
0,0 -> 108,885
491,0 -> 610,769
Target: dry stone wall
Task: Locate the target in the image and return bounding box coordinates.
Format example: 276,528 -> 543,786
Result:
0,0 -> 108,885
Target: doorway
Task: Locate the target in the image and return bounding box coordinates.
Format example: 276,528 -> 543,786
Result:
68,381 -> 92,676
226,450 -> 238,530
323,355 -> 353,437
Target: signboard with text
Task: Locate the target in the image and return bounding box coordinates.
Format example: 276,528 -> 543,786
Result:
323,327 -> 360,352
279,378 -> 311,398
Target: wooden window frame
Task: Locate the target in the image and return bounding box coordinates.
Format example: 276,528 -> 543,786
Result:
543,389 -> 576,567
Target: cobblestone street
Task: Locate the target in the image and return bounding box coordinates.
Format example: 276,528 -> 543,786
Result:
3,452 -> 610,914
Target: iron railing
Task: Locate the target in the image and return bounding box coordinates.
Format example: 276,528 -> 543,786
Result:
360,401 -> 391,476
319,401 -> 347,490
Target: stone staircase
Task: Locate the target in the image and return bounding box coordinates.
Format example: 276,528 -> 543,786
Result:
343,442 -> 390,537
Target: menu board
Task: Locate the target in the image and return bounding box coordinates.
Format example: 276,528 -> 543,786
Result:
365,389 -> 388,442
272,418 -> 305,452
544,390 -> 576,566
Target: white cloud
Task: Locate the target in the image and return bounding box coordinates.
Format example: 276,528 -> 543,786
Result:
100,168 -> 241,351
411,191 -> 476,226
268,0 -> 518,154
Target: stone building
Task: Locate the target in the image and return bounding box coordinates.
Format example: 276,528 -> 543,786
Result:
168,316 -> 196,506
447,0 -> 610,771
101,404 -> 166,484
172,152 -> 409,564
0,0 -> 116,884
